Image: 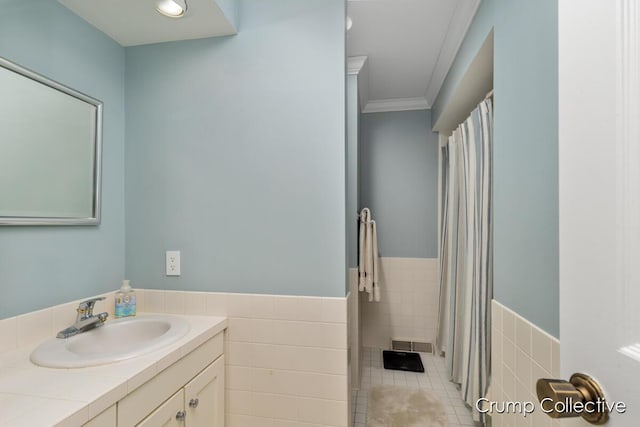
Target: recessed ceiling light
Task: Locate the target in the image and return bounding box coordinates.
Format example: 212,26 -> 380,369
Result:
346,16 -> 353,31
156,0 -> 188,18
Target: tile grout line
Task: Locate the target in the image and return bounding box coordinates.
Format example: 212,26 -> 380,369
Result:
353,347 -> 475,427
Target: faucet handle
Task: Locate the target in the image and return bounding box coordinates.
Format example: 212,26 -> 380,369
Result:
77,297 -> 106,316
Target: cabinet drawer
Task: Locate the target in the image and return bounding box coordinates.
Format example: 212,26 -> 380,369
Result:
118,331 -> 223,426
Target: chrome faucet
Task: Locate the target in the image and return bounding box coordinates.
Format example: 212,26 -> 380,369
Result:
56,297 -> 109,338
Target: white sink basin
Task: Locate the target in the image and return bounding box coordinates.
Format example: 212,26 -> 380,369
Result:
30,315 -> 190,368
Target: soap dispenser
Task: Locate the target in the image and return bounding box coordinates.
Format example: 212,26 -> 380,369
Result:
115,279 -> 136,318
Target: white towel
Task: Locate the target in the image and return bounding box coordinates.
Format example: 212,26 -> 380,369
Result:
358,208 -> 370,292
358,208 -> 381,302
371,219 -> 380,302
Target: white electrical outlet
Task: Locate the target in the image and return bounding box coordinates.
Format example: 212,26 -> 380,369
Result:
166,250 -> 181,276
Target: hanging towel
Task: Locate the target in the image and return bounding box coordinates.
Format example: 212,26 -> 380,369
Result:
358,208 -> 370,292
371,219 -> 380,302
358,208 -> 381,302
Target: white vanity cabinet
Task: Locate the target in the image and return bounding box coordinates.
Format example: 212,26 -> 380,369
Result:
137,356 -> 225,427
138,390 -> 185,427
81,329 -> 225,427
183,355 -> 225,426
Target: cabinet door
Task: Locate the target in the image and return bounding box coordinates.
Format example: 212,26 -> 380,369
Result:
137,390 -> 185,427
184,355 -> 225,427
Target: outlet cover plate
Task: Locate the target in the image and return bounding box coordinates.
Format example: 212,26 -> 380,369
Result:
166,250 -> 180,276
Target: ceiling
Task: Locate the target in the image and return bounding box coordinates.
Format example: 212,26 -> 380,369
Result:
347,0 -> 481,113
58,0 -> 237,47
58,0 -> 476,109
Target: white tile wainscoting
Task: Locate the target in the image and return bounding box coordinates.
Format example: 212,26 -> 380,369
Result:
360,257 -> 439,349
347,268 -> 360,427
490,300 -> 566,427
144,289 -> 350,427
0,290 -> 349,427
0,291 -> 121,353
348,268 -> 361,384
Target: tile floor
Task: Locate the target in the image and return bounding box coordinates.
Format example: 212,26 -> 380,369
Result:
352,348 -> 477,427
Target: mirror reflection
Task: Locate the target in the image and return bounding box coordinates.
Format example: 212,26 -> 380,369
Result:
0,57 -> 102,225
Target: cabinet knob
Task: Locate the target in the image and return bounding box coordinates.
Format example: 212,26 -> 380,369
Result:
176,410 -> 186,422
189,398 -> 199,409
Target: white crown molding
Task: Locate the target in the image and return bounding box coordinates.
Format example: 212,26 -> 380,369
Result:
362,97 -> 430,114
348,56 -> 369,111
424,0 -> 482,106
347,56 -> 367,75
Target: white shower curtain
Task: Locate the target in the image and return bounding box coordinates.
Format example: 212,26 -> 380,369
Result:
437,98 -> 493,424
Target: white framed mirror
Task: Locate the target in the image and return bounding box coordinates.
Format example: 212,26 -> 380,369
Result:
0,56 -> 103,225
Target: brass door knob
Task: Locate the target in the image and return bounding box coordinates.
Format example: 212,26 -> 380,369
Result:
536,373 -> 609,425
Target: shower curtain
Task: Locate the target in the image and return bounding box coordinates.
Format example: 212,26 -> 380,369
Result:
436,98 -> 493,424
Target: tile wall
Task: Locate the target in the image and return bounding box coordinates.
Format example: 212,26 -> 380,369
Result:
0,291 -> 120,353
0,290 -> 350,427
490,300 -> 562,427
360,257 -> 438,349
347,268 -> 360,427
348,268 -> 360,391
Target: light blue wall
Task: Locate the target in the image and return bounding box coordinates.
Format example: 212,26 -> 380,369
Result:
433,0 -> 559,337
360,110 -> 439,259
346,74 -> 359,270
125,0 -> 347,297
0,0 -> 125,318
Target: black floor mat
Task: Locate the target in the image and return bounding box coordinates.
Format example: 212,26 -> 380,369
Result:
382,350 -> 425,373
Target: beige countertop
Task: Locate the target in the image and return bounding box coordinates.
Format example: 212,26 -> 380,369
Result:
0,313 -> 227,427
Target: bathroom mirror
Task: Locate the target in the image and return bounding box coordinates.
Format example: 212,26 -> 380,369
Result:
0,57 -> 102,225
